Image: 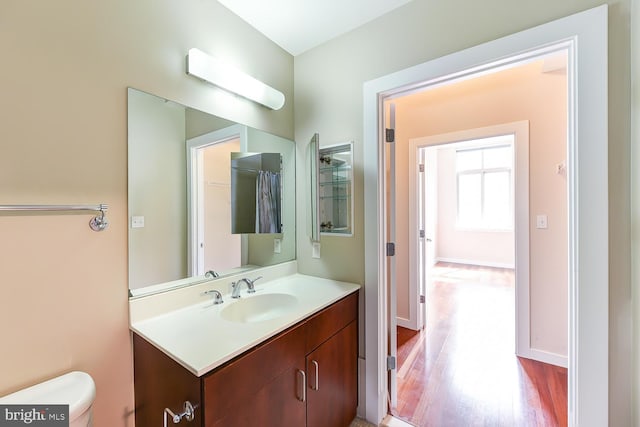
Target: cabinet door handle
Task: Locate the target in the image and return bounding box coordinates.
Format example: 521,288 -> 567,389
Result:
297,369 -> 306,402
311,360 -> 319,391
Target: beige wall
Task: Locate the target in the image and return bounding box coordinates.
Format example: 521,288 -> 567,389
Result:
295,0 -> 631,424
392,60 -> 568,356
0,1 -> 293,426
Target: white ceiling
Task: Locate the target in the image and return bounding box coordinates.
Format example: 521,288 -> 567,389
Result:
217,0 -> 413,56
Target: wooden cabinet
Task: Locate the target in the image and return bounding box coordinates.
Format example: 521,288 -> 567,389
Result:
306,321 -> 358,427
202,323 -> 307,427
133,292 -> 358,427
133,334 -> 202,427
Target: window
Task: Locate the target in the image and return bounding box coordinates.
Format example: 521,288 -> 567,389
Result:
456,142 -> 513,230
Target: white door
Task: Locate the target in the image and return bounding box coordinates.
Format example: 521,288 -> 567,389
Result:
416,147 -> 429,330
420,147 -> 439,330
408,144 -> 436,332
386,102 -> 398,410
424,148 -> 438,270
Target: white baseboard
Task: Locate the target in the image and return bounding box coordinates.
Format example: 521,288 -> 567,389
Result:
396,316 -> 414,330
518,347 -> 568,368
435,257 -> 515,269
382,415 -> 414,427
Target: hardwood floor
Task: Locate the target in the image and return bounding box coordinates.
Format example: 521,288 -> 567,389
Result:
393,263 -> 567,427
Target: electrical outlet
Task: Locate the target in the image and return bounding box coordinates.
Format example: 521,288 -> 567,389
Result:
312,242 -> 321,259
274,238 -> 282,254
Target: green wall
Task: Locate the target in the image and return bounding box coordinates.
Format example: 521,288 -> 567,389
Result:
294,1 -> 632,425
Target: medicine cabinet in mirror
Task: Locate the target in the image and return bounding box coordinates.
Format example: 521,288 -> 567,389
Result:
318,142 -> 353,236
128,88 -> 295,297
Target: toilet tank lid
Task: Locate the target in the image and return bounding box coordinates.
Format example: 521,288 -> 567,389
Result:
0,371 -> 95,421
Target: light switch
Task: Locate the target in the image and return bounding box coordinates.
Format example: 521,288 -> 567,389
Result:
274,238 -> 282,254
131,216 -> 145,228
536,215 -> 548,229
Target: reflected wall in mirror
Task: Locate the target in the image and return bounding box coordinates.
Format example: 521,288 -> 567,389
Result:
230,152 -> 282,234
128,88 -> 295,296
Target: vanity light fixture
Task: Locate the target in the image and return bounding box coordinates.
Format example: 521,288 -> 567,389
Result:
186,48 -> 285,110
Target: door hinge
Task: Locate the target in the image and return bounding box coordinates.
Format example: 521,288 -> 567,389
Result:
387,355 -> 396,371
386,242 -> 395,256
419,163 -> 424,172
385,128 -> 395,143
420,295 -> 426,303
419,229 -> 425,238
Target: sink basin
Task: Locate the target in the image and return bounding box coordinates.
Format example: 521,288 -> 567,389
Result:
220,293 -> 298,323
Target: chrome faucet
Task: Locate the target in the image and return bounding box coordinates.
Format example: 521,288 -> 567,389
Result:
205,270 -> 219,279
231,276 -> 263,298
203,289 -> 224,305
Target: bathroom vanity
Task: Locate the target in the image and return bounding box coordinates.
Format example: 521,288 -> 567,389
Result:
131,274 -> 359,427
127,88 -> 360,426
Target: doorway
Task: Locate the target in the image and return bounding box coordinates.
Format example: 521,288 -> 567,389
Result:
363,6 -> 608,426
186,124 -> 248,276
406,121 -> 531,343
388,51 -> 571,419
397,118 -> 535,421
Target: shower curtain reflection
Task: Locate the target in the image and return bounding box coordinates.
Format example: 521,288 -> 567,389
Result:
256,170 -> 281,233
231,152 -> 282,234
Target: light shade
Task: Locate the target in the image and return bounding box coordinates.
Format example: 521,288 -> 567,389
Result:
186,48 -> 285,110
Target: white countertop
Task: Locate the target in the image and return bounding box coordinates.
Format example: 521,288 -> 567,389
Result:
130,274 -> 360,377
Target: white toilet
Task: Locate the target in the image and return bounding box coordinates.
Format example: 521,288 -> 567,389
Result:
0,371 -> 96,426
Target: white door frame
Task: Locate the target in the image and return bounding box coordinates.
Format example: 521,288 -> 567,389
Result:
363,5 -> 608,426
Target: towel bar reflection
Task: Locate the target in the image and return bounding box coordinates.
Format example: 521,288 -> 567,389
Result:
0,204 -> 109,231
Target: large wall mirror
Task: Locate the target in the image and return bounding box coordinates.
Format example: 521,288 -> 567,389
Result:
128,88 -> 295,297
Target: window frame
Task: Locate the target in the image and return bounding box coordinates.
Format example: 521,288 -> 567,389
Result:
455,142 -> 514,231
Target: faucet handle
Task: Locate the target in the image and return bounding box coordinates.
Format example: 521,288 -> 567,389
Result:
205,270 -> 219,279
246,276 -> 263,293
203,289 -> 223,305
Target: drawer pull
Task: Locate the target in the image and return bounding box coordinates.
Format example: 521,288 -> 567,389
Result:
311,360 -> 320,390
297,369 -> 306,402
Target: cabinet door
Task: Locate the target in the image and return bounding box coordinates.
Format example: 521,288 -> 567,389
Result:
203,324 -> 307,427
207,364 -> 306,427
306,321 -> 358,427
